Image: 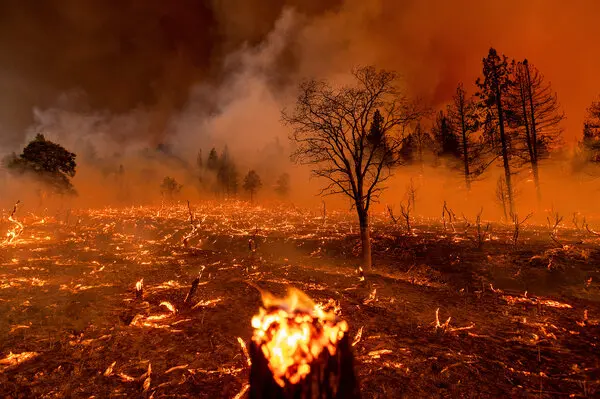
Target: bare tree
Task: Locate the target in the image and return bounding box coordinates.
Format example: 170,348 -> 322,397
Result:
547,211 -> 564,247
400,201 -> 412,234
511,212 -> 533,247
510,60 -> 564,200
283,66 -> 423,271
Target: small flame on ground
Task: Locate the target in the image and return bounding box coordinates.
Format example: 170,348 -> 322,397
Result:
435,308 -> 452,330
159,301 -> 177,313
103,361 -> 116,377
251,287 -> 348,387
352,326 -> 364,347
237,337 -> 251,366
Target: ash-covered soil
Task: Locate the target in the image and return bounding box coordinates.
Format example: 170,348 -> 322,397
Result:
1,201 -> 599,398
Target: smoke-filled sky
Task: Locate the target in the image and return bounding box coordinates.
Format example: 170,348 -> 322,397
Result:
1,0 -> 600,152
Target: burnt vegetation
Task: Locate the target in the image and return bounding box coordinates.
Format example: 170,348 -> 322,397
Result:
1,48 -> 600,399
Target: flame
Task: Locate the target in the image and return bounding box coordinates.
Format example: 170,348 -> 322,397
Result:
159,301 -> 177,313
251,287 -> 348,387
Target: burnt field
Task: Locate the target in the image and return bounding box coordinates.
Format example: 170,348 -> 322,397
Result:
0,201 -> 599,398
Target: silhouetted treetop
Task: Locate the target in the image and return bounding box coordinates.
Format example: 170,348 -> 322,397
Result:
6,134 -> 77,194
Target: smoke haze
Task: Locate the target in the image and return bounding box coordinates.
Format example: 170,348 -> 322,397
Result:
1,0 -> 600,218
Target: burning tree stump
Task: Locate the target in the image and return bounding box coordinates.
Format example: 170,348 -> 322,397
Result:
248,288 -> 361,399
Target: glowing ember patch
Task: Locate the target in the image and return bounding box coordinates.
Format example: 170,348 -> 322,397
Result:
0,351 -> 39,371
251,287 -> 348,387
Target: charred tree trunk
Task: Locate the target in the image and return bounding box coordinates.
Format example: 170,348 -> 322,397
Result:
249,335 -> 360,399
524,62 -> 542,202
494,84 -> 515,216
460,108 -> 471,191
358,208 -> 372,272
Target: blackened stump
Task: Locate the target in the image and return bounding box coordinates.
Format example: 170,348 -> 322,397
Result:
249,335 -> 360,399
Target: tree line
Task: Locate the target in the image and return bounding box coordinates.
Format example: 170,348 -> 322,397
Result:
284,48 -> 600,270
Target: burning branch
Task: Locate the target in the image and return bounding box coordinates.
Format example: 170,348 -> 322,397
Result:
3,200 -> 24,245
584,222 -> 600,237
237,337 -> 252,366
182,200 -> 203,248
434,308 -> 452,331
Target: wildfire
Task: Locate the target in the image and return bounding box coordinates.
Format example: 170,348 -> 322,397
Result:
251,287 -> 348,387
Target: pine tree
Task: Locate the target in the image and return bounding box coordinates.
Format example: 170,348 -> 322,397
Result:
274,173 -> 290,197
207,148 -> 219,171
399,123 -> 435,168
476,48 -> 516,215
196,149 -> 203,170
217,146 -> 238,198
447,83 -> 486,190
160,176 -> 182,199
509,59 -> 564,200
433,110 -> 461,159
581,100 -> 600,163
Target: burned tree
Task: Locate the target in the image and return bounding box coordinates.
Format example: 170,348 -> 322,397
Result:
160,176 -> 182,200
477,48 -> 516,215
580,99 -> 600,165
243,170 -> 263,203
399,123 -> 435,169
217,147 -> 239,198
274,173 -> 291,197
447,83 -> 487,190
283,66 -> 423,271
432,110 -> 461,160
510,60 -> 564,200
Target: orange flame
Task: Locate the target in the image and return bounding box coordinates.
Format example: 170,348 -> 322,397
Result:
251,287 -> 348,387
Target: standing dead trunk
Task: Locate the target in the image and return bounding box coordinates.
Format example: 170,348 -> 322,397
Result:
358,209 -> 372,272
460,114 -> 471,191
524,62 -> 542,203
494,84 -> 515,216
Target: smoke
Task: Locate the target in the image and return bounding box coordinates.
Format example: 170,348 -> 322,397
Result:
2,0 -> 600,216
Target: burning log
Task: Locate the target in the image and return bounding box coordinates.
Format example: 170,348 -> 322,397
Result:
249,287 -> 360,399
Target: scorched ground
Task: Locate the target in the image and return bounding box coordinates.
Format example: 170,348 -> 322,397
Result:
0,201 -> 599,398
